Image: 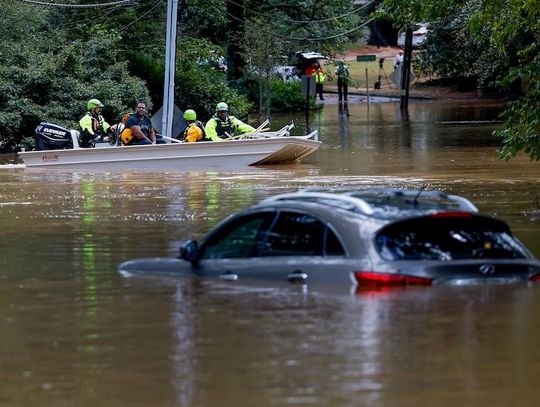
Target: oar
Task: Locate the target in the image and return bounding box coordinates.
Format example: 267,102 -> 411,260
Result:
235,118 -> 271,140
252,118 -> 270,134
160,135 -> 182,143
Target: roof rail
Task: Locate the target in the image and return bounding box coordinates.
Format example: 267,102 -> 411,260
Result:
261,188 -> 478,215
261,192 -> 375,214
345,189 -> 479,213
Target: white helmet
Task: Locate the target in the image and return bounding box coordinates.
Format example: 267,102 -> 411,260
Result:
216,102 -> 228,111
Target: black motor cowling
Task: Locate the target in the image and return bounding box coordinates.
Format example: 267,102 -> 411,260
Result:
35,122 -> 74,151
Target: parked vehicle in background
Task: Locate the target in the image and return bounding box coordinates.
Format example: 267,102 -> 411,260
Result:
118,188 -> 540,291
397,23 -> 430,48
271,51 -> 329,82
273,65 -> 297,81
294,51 -> 329,75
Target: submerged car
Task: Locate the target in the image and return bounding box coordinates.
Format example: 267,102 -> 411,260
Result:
118,189 -> 540,289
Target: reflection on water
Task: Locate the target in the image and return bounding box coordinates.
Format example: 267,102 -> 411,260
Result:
1,101 -> 540,406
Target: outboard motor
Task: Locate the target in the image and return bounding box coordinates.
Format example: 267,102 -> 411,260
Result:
34,122 -> 74,151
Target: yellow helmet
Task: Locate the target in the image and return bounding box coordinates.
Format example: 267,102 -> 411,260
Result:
87,99 -> 104,110
183,109 -> 197,121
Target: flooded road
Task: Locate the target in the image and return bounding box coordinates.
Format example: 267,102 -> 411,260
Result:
1,100 -> 540,406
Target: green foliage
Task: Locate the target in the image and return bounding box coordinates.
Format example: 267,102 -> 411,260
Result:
175,38 -> 252,121
269,81 -> 309,112
495,56 -> 540,161
378,0 -> 540,161
0,28 -> 149,147
250,0 -> 361,57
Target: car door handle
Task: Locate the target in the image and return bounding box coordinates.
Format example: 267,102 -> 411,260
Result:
287,270 -> 308,283
220,271 -> 239,281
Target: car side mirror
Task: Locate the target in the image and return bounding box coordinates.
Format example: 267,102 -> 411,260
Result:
179,240 -> 200,263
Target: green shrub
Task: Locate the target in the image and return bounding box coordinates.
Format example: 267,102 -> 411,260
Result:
270,80 -> 318,112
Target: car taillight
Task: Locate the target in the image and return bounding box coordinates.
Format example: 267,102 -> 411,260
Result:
530,274 -> 540,282
354,271 -> 433,286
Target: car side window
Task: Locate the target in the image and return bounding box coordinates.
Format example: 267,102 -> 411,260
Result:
260,211 -> 344,256
202,212 -> 276,259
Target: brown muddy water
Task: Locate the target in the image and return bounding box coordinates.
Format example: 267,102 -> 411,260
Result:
1,100 -> 540,406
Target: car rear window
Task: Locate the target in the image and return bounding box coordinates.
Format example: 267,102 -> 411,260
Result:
375,214 -> 528,261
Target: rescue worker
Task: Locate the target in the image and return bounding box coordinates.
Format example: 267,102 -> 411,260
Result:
334,60 -> 350,102
79,98 -> 115,147
180,109 -> 206,142
123,101 -> 157,145
312,62 -> 326,101
204,102 -> 255,141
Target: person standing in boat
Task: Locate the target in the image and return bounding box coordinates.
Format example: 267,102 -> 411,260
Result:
204,102 -> 255,141
79,98 -> 114,147
180,109 -> 207,142
123,101 -> 158,145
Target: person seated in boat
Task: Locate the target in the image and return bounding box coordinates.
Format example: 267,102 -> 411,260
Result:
180,109 -> 207,142
204,102 -> 255,141
122,101 -> 163,145
79,99 -> 116,148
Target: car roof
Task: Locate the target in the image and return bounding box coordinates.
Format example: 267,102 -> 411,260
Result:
295,51 -> 329,60
258,188 -> 479,221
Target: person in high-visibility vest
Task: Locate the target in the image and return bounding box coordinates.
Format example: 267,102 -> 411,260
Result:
335,61 -> 350,102
79,99 -> 114,147
311,62 -> 326,101
205,102 -> 255,141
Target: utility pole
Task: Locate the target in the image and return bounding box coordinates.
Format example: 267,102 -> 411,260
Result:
400,27 -> 413,109
161,0 -> 179,139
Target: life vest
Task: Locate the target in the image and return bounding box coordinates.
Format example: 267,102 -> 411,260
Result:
79,112 -> 109,147
181,121 -> 207,142
119,125 -> 134,145
115,112 -> 136,145
213,116 -> 234,139
336,65 -> 348,79
312,69 -> 326,84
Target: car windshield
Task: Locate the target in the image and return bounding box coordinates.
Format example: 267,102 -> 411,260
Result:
375,215 -> 528,261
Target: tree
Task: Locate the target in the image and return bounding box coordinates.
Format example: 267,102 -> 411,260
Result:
377,0 -> 540,160
242,17 -> 285,117
0,3 -> 149,150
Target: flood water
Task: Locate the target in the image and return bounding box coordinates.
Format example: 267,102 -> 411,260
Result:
1,100 -> 540,406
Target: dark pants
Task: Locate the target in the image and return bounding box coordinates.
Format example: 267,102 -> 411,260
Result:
337,78 -> 348,101
316,83 -> 324,100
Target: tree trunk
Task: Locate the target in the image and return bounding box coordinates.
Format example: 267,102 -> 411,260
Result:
226,0 -> 245,82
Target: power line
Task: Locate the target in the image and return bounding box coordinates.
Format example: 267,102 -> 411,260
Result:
118,0 -> 163,31
227,0 -> 375,24
16,0 -> 137,8
59,4 -> 126,30
227,9 -> 373,42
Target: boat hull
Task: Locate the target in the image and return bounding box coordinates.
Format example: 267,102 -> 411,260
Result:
18,138 -> 320,170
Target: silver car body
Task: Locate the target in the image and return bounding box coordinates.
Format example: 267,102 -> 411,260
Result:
119,189 -> 540,289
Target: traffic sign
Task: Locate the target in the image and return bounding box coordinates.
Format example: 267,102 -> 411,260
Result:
356,55 -> 376,62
